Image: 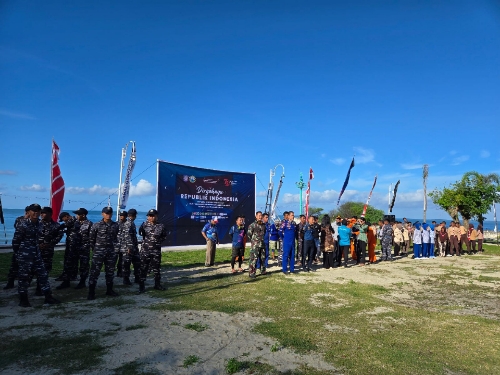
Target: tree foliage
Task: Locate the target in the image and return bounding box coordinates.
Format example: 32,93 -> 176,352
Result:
429,171 -> 500,226
307,207 -> 324,217
328,201 -> 385,224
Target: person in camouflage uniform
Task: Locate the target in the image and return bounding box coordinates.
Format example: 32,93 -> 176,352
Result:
13,204 -> 61,307
87,207 -> 120,300
36,207 -> 64,295
74,208 -> 93,289
380,218 -> 394,261
56,212 -> 82,289
3,206 -> 29,290
120,209 -> 141,285
138,209 -> 167,293
116,211 -> 128,277
246,211 -> 267,278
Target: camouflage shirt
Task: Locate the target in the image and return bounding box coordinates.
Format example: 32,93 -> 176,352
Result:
14,215 -> 25,230
90,219 -> 119,251
39,219 -> 64,248
139,221 -> 166,249
247,220 -> 266,249
64,216 -> 82,247
118,218 -> 138,252
79,219 -> 93,249
12,218 -> 42,254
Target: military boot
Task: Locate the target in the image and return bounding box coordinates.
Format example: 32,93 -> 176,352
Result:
35,282 -> 43,296
154,279 -> 165,291
123,277 -> 132,286
137,281 -> 146,294
105,283 -> 119,297
56,280 -> 70,290
74,279 -> 87,290
19,293 -> 31,308
87,284 -> 96,300
3,278 -> 15,290
44,292 -> 61,305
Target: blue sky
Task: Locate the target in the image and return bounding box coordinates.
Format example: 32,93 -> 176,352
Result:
0,1 -> 499,219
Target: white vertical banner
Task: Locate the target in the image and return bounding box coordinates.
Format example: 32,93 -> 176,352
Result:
494,203 -> 497,233
119,142 -> 136,210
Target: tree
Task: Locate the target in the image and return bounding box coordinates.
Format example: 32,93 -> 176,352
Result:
308,207 -> 324,218
429,171 -> 500,228
328,201 -> 384,224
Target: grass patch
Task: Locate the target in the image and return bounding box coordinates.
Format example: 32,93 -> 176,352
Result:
184,322 -> 208,332
97,297 -> 137,308
125,324 -> 147,331
478,275 -> 500,282
114,360 -> 160,375
0,330 -> 105,374
183,355 -> 200,368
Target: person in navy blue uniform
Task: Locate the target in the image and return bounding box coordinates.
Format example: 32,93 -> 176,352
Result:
279,211 -> 298,274
228,216 -> 246,272
256,213 -> 271,271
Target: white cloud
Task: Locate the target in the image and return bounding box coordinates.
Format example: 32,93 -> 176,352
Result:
401,163 -> 424,170
321,153 -> 326,158
67,179 -> 155,197
449,150 -> 457,156
0,109 -> 36,120
257,190 -> 268,197
20,184 -> 47,192
480,150 -> 490,158
353,146 -> 380,165
329,158 -> 345,165
0,170 -> 17,175
451,155 -> 469,166
130,179 -> 154,196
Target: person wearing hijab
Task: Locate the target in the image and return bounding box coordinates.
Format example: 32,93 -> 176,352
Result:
477,224 -> 484,252
468,224 -> 477,254
320,215 -> 336,269
367,222 -> 378,263
413,222 -> 423,259
438,226 -> 448,257
421,223 -> 431,258
429,224 -> 436,258
393,223 -> 404,257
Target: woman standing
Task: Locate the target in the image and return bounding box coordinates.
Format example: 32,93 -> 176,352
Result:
367,222 -> 378,263
413,222 -> 423,259
468,224 -> 478,254
477,224 -> 484,253
337,219 -> 352,268
393,223 -> 404,257
438,226 -> 448,257
320,215 -> 336,269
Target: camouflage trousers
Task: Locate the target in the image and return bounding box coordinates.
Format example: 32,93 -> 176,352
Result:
249,246 -> 265,275
78,246 -> 91,281
62,243 -> 79,281
140,246 -> 161,282
88,247 -> 117,286
39,246 -> 55,274
122,250 -> 141,279
18,250 -> 51,295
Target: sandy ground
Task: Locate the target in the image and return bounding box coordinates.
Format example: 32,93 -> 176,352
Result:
1,252 -> 499,374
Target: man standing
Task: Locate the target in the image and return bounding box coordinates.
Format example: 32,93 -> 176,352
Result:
277,212 -> 289,267
297,215 -> 307,265
356,217 -> 368,265
247,211 -> 267,278
279,211 -> 297,274
121,209 -> 140,285
229,216 -> 246,273
56,212 -> 81,289
138,209 -> 167,293
256,213 -> 271,271
459,222 -> 468,255
448,222 -> 460,256
201,216 -> 219,267
74,208 -> 92,289
37,207 -> 64,295
380,218 -> 393,261
268,218 -> 280,261
87,207 -> 120,300
116,211 -> 128,277
3,206 -> 30,290
302,216 -> 316,271
13,204 -> 61,307
332,215 -> 342,266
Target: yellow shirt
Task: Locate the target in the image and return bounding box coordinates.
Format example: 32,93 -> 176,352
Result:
460,226 -> 466,235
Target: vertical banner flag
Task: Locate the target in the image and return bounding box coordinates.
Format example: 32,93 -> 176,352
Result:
157,161 -> 256,246
337,158 -> 355,206
50,140 -> 65,222
119,142 -> 136,210
305,168 -> 313,218
0,194 -> 4,225
494,204 -> 497,233
361,175 -> 377,217
389,180 -> 400,213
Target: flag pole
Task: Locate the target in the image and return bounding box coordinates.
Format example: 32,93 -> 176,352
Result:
116,143 -> 129,220
0,194 -> 6,244
50,138 -> 53,209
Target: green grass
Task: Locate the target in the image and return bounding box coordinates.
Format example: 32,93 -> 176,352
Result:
114,360 -> 160,375
225,358 -> 331,375
125,324 -> 148,331
184,322 -> 208,332
183,355 -> 200,368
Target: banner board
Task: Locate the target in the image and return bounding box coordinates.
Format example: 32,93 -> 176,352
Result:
156,160 -> 256,246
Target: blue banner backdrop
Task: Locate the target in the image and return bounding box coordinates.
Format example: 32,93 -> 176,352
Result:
156,160 -> 256,246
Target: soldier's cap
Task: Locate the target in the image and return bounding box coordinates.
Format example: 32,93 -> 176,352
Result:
127,208 -> 137,216
212,216 -> 218,222
27,203 -> 42,212
24,205 -> 30,212
73,208 -> 88,215
59,212 -> 70,221
41,206 -> 53,214
147,209 -> 158,216
102,207 -> 113,214
119,210 -> 128,217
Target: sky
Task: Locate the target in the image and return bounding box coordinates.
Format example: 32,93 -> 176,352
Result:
0,1 -> 499,220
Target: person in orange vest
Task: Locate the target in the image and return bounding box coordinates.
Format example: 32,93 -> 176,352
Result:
348,217 -> 358,261
367,221 -> 378,263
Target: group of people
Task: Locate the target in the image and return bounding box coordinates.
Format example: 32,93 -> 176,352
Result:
3,204 -> 168,307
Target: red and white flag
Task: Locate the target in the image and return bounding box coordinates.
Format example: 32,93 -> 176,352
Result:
305,181 -> 311,219
50,140 -> 65,222
309,167 -> 314,180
